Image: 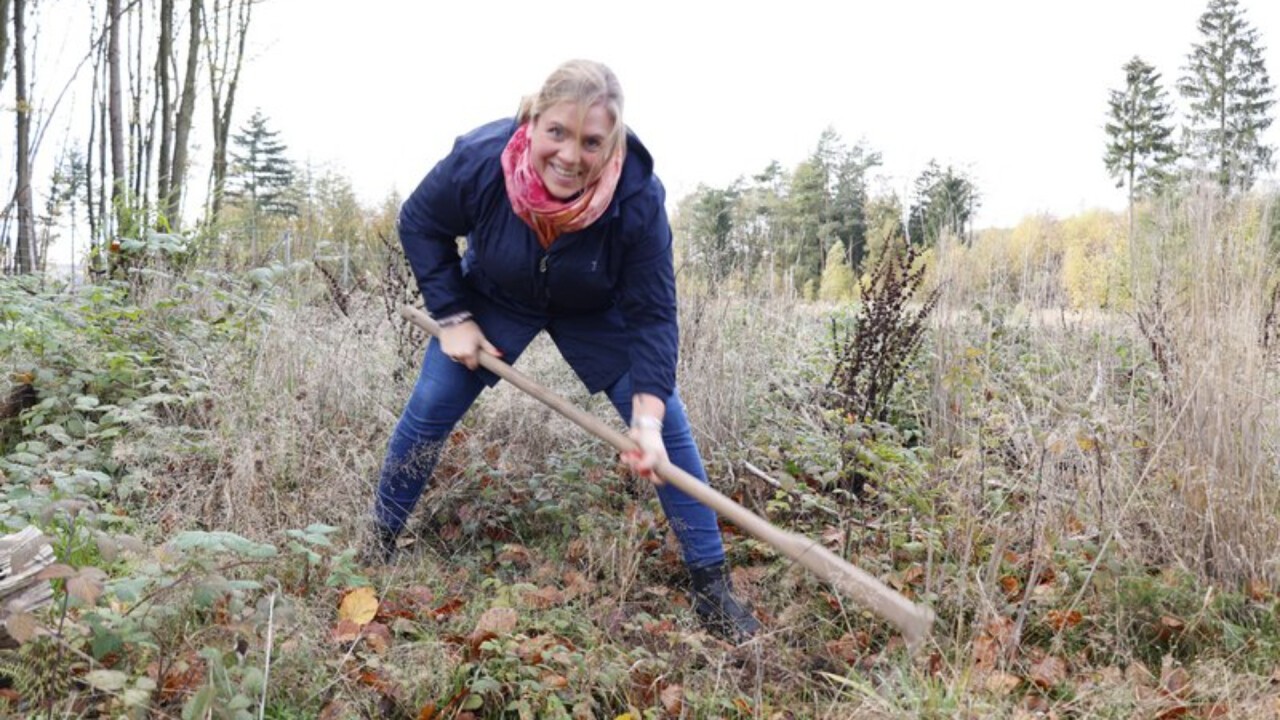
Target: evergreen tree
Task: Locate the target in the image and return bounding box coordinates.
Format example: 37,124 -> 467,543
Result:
228,109 -> 297,217
1104,56 -> 1179,204
677,183 -> 741,284
907,161 -> 980,246
1178,0 -> 1276,193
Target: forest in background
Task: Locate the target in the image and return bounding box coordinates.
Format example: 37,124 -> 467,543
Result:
1,0 -> 1280,718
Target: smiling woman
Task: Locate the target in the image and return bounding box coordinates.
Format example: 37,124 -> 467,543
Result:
373,58 -> 762,643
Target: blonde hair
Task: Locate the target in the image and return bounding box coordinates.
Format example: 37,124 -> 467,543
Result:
518,59 -> 625,155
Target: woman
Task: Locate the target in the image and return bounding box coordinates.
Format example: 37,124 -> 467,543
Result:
375,59 -> 760,642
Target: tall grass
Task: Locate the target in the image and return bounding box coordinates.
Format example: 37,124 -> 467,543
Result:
929,189 -> 1279,593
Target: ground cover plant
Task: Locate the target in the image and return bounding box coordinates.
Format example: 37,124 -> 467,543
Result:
0,190 -> 1278,718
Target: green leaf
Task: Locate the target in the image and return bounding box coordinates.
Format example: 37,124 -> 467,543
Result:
108,576 -> 152,603
85,669 -> 129,692
462,694 -> 485,711
6,452 -> 41,466
91,627 -> 125,659
171,531 -> 278,558
14,440 -> 49,455
75,395 -> 101,410
182,685 -> 216,720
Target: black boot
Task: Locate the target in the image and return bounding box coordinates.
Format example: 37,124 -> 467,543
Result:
361,525 -> 399,566
689,563 -> 761,643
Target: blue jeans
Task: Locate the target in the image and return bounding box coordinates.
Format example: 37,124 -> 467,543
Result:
374,336 -> 727,570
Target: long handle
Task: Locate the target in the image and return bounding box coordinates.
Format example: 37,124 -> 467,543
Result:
400,305 -> 935,647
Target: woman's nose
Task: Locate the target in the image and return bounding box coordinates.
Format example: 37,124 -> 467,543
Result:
557,141 -> 580,166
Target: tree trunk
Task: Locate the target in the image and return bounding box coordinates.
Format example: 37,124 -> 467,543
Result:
108,0 -> 126,229
130,4 -> 149,218
86,71 -> 99,246
12,0 -> 34,274
167,0 -> 201,229
156,0 -> 175,227
0,527 -> 56,649
0,0 -> 11,93
206,0 -> 251,223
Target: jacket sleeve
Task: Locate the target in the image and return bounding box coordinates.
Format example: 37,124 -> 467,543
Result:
616,180 -> 679,400
398,136 -> 479,319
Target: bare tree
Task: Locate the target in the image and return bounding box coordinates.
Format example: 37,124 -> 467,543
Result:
156,0 -> 174,226
155,0 -> 200,229
205,0 -> 252,222
108,0 -> 126,230
0,0 -> 11,94
12,0 -> 34,273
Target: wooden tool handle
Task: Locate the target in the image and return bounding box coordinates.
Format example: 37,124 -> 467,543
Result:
400,305 -> 935,646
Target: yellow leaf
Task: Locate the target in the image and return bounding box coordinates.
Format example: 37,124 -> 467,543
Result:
339,587 -> 379,626
1075,435 -> 1096,452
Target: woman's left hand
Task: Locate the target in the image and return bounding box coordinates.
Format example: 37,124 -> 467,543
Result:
623,425 -> 668,486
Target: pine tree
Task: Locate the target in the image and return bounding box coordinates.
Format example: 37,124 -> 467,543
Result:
1104,56 -> 1179,201
1104,56 -> 1179,253
228,109 -> 296,217
907,161 -> 980,246
1178,0 -> 1276,193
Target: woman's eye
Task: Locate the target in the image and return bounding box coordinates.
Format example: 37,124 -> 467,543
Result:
547,126 -> 564,139
584,138 -> 602,152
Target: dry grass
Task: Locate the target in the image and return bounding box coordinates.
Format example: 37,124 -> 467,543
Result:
100,190 -> 1280,716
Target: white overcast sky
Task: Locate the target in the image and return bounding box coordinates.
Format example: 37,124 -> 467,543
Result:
18,0 -> 1280,247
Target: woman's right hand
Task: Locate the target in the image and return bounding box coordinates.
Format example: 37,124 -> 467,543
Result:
439,321 -> 501,370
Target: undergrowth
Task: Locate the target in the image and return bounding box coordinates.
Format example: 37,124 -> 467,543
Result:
1,197 -> 1278,717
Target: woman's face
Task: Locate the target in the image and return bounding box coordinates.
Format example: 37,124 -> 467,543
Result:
529,101 -> 615,200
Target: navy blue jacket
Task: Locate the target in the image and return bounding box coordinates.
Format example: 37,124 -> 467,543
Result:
399,118 -> 679,399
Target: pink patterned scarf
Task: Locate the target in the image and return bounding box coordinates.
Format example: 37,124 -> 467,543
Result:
500,122 -> 626,249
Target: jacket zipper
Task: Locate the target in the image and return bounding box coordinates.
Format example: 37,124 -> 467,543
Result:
539,254 -> 550,303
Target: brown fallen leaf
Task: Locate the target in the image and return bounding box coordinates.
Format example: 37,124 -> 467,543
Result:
1155,615 -> 1186,641
521,586 -> 565,609
402,585 -> 435,609
1126,661 -> 1155,687
971,635 -> 999,670
1028,655 -> 1068,689
999,575 -> 1022,599
541,673 -> 569,690
1202,703 -> 1230,718
562,570 -> 595,599
431,597 -> 466,621
1044,609 -> 1083,631
497,544 -> 532,566
984,671 -> 1022,695
364,622 -> 393,654
318,700 -> 350,720
1022,693 -> 1051,713
1160,663 -> 1191,700
473,607 -> 518,636
660,683 -> 684,716
331,619 -> 363,644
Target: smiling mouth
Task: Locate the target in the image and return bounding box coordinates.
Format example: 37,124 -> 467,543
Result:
549,163 -> 582,182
